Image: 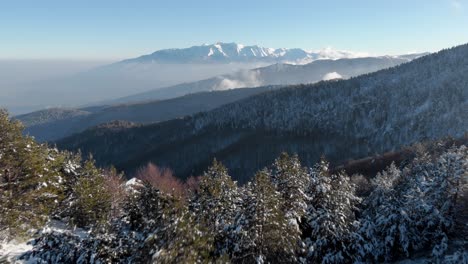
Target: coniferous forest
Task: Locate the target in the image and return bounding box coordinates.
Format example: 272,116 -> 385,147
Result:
1,5 -> 468,262
1,110 -> 467,263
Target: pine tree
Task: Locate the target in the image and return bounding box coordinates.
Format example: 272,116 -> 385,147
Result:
304,159 -> 360,263
0,110 -> 68,238
404,146 -> 468,261
69,157 -> 113,228
356,147 -> 468,263
271,153 -> 310,228
234,169 -> 298,263
91,181 -> 182,263
154,204 -> 214,264
189,159 -> 240,257
356,162 -> 411,262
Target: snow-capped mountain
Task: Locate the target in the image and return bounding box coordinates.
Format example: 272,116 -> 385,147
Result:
3,42 -> 427,115
57,43 -> 467,182
17,53 -> 428,142
121,42 -> 373,65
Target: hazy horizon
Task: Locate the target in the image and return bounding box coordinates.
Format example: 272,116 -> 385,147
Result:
1,0 -> 467,60
1,0 -> 467,114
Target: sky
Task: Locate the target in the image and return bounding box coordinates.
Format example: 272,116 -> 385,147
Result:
1,0 -> 468,60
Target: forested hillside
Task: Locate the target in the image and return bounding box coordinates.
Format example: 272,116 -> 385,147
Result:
3,1 -> 468,263
16,86 -> 280,141
1,110 -> 467,263
18,54 -> 420,142
58,44 -> 468,183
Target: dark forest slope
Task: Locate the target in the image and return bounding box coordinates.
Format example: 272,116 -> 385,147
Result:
16,86 -> 279,141
58,44 -> 468,183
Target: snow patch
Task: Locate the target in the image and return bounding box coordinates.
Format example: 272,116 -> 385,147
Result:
126,177 -> 142,187
0,240 -> 32,263
236,44 -> 245,53
126,177 -> 144,192
214,44 -> 228,57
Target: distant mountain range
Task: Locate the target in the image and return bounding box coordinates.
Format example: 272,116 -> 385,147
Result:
17,53 -> 426,141
121,42 -> 372,64
110,54 -> 425,104
56,44 -> 468,183
2,42 -> 428,114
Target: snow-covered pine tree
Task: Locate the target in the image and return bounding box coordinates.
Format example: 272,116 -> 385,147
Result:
271,153 -> 310,229
88,182 -> 182,263
189,159 -> 240,257
153,203 -> 214,263
68,158 -> 113,228
233,169 -> 298,263
30,181 -> 185,263
404,145 -> 468,261
356,162 -> 412,262
0,110 -> 70,238
430,146 -> 467,223
357,146 -> 468,262
304,159 -> 360,264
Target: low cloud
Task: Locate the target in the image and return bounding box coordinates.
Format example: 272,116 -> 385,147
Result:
322,72 -> 343,81
214,70 -> 263,90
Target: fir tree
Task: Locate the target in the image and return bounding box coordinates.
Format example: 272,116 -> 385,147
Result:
69,157 -> 113,228
271,153 -> 310,227
154,204 -> 214,264
234,169 -> 298,263
189,159 -> 240,257
356,162 -> 411,262
0,110 -> 68,238
92,181 -> 182,263
304,159 -> 360,263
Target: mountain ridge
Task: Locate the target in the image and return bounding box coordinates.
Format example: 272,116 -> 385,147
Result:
56,44 -> 468,183
2,42 -> 428,114
16,86 -> 282,141
119,42 -> 426,65
107,55 -> 425,104
17,55 -> 425,141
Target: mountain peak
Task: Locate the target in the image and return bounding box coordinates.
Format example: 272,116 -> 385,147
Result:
122,42 -> 371,65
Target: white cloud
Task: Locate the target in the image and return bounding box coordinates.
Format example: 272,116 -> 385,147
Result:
214,70 -> 263,90
322,72 -> 343,81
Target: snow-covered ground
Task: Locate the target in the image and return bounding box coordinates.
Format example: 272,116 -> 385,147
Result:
0,240 -> 31,263
0,220 -> 90,263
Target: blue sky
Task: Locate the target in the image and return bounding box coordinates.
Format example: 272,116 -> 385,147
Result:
1,0 -> 467,60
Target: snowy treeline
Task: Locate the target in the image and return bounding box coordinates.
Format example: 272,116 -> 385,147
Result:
1,102 -> 467,263
16,147 -> 468,263
0,109 -> 125,245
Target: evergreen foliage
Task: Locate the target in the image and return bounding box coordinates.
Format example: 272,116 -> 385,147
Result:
1,109 -> 467,263
304,159 -> 360,263
189,159 -> 240,258
68,158 -> 113,228
233,169 -> 299,263
0,110 -> 68,238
